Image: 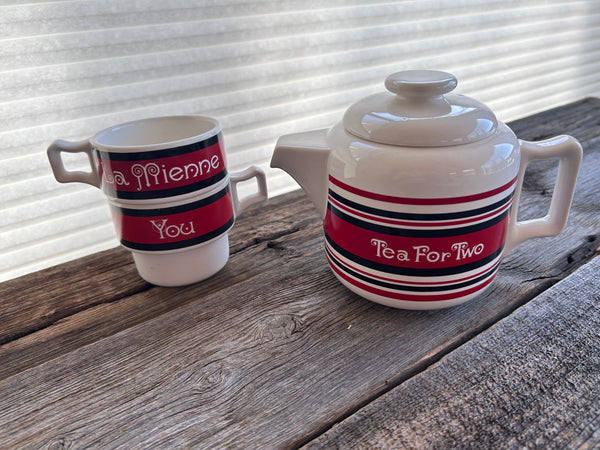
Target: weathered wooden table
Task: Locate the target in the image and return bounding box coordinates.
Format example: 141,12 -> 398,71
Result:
1,99 -> 599,449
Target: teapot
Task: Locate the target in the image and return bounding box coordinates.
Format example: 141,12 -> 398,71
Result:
271,70 -> 582,310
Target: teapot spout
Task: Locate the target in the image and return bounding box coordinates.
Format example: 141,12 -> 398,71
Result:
271,129 -> 331,218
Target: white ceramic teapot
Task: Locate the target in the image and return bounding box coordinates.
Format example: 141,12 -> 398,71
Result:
271,70 -> 582,310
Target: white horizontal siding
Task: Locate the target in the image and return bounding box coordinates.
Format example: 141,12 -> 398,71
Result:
1,0 -> 599,281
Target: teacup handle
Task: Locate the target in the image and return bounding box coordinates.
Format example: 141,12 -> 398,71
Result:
505,135 -> 582,254
47,139 -> 100,188
229,166 -> 268,215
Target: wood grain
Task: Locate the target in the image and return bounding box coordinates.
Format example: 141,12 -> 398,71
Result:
0,187 -> 319,347
0,246 -> 147,344
0,98 -> 598,448
0,190 -> 321,380
304,256 -> 600,449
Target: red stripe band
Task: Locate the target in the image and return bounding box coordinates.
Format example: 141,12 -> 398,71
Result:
328,194 -> 513,228
111,189 -> 234,251
98,138 -> 227,199
328,255 -> 498,302
327,242 -> 501,286
329,175 -> 518,206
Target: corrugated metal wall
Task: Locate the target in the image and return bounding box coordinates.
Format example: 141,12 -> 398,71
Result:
1,0 -> 599,281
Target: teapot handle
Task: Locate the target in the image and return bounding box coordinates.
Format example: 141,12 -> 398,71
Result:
504,135 -> 582,255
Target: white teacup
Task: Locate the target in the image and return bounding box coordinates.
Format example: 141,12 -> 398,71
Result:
48,115 -> 268,286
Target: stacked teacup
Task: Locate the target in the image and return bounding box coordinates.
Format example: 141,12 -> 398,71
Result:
48,116 -> 267,286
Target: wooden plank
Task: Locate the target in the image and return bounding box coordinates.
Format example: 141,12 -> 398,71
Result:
0,185 -> 318,347
304,255 -> 600,449
509,97 -> 600,144
0,98 -> 598,448
0,246 -> 147,344
0,190 -> 321,379
0,246 -> 596,448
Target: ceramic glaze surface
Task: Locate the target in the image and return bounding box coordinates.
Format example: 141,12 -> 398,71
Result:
343,70 -> 497,147
110,178 -> 235,252
326,121 -> 520,199
323,122 -> 520,308
271,70 -> 582,310
48,115 -> 268,287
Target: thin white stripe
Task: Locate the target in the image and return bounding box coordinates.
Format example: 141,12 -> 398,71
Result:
326,249 -> 499,298
328,182 -> 517,215
328,193 -> 514,231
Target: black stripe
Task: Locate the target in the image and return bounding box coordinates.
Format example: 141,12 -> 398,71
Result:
121,217 -> 234,251
328,202 -> 510,238
326,246 -> 499,292
111,184 -> 230,217
328,189 -> 514,221
96,133 -> 221,161
324,232 -> 504,277
102,169 -> 227,200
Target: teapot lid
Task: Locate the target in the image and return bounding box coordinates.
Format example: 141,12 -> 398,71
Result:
343,70 -> 497,147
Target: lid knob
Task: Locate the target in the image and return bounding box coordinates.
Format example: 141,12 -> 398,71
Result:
342,69 -> 497,147
385,70 -> 457,99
